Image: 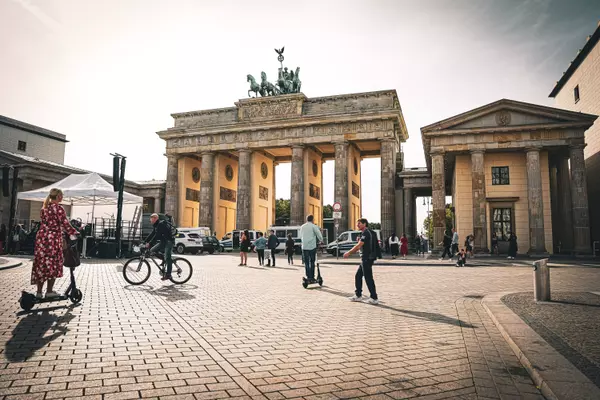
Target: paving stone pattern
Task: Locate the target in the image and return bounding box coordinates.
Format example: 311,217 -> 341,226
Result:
502,291 -> 600,389
0,256 -> 599,400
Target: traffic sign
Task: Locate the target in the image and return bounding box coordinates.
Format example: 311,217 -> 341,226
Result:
333,202 -> 342,212
333,211 -> 342,219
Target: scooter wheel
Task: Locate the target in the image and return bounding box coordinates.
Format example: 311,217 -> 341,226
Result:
69,289 -> 83,304
302,278 -> 308,289
20,292 -> 35,311
317,277 -> 323,286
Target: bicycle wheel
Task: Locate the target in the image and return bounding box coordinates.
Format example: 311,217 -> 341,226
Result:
122,257 -> 151,285
169,257 -> 193,284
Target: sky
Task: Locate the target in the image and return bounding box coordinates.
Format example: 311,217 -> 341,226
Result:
1,0 -> 599,226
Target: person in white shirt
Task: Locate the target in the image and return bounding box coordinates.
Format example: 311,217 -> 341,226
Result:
388,233 -> 400,259
300,215 -> 323,282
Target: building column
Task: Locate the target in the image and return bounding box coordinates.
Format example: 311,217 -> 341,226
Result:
164,155 -> 179,222
431,151 -> 446,253
272,161 -> 277,227
290,145 -> 305,226
569,144 -> 592,254
380,139 -> 396,242
556,155 -> 574,253
470,149 -> 488,253
20,178 -> 34,229
199,152 -> 215,229
526,147 -> 547,254
153,197 -> 162,214
334,141 -> 349,231
236,149 -> 252,230
403,187 -> 413,243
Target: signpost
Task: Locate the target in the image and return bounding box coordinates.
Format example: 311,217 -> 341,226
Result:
333,202 -> 342,259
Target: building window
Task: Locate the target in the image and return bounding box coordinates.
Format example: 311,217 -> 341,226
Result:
17,141 -> 27,151
574,85 -> 580,103
491,166 -> 510,185
492,208 -> 512,241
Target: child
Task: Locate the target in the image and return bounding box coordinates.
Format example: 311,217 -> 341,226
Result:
456,248 -> 467,267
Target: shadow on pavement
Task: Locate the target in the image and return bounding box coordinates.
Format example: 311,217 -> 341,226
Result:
147,284 -> 196,302
6,306 -> 76,362
319,287 -> 475,328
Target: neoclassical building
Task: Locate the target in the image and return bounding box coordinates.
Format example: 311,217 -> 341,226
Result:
157,91 -> 408,240
419,99 -> 596,255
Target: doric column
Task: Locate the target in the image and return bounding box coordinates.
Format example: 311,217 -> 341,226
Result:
569,144 -> 592,254
236,149 -> 252,230
20,178 -> 34,229
153,197 -> 162,214
199,152 -> 214,229
470,149 -> 488,253
431,150 -> 446,253
526,147 -> 547,254
403,187 -> 413,242
164,155 -> 179,222
380,139 -> 396,241
272,161 -> 277,227
556,155 -> 573,253
290,145 -> 305,226
334,141 -> 349,231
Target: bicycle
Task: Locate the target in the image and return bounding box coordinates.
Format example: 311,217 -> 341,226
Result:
122,243 -> 193,285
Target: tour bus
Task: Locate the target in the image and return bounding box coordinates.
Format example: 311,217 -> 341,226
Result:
326,229 -> 383,255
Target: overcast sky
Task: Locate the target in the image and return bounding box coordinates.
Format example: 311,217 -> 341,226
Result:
1,0 -> 599,226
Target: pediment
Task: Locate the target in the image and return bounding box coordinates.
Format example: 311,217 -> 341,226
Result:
421,99 -> 597,133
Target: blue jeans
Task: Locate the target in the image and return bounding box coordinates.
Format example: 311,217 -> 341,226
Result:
151,241 -> 173,277
303,248 -> 317,280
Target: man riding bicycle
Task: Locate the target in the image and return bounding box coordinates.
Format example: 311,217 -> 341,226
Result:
145,213 -> 174,280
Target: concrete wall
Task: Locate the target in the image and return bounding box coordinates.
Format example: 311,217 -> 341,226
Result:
0,125 -> 65,164
553,38 -> 600,243
250,153 -> 273,233
304,148 -> 323,227
177,157 -> 201,228
347,145 -> 361,230
213,154 -> 238,239
454,152 -> 553,253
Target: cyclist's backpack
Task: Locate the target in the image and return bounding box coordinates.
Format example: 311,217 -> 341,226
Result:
165,214 -> 178,239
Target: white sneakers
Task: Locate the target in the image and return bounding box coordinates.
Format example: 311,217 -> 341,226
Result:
348,295 -> 379,305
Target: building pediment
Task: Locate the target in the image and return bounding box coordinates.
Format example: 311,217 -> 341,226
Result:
421,99 -> 596,134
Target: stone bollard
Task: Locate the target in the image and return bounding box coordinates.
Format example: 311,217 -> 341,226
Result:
533,258 -> 550,302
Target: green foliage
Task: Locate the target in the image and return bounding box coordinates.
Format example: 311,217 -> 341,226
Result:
275,199 -> 290,221
369,222 -> 381,230
323,204 -> 333,219
422,205 -> 454,240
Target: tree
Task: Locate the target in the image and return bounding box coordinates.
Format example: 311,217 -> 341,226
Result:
369,222 -> 381,230
422,205 -> 454,241
275,199 -> 290,223
323,204 -> 333,219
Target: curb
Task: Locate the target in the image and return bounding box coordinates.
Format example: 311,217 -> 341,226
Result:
0,257 -> 24,271
482,291 -> 600,400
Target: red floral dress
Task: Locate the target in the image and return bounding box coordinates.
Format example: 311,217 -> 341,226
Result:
400,236 -> 409,256
31,202 -> 78,285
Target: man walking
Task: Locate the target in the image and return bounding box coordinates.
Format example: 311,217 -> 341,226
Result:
267,229 -> 279,266
344,218 -> 379,305
300,215 -> 323,282
451,228 -> 459,258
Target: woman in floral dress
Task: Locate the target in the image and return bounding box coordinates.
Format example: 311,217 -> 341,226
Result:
32,188 -> 78,299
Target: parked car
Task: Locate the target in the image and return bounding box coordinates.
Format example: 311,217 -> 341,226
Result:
174,232 -> 203,254
200,236 -> 224,254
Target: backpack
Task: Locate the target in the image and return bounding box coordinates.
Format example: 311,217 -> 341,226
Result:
366,229 -> 382,260
164,215 -> 178,239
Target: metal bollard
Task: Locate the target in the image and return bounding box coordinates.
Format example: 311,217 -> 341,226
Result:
533,258 -> 550,302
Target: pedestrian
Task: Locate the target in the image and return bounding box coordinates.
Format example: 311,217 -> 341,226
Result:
414,234 -> 422,255
419,234 -> 427,255
507,232 -> 518,260
239,230 -> 250,266
451,228 -> 459,258
389,233 -> 399,259
10,224 -> 28,254
267,229 -> 279,266
491,232 -> 499,255
344,218 -> 380,305
300,215 -> 323,282
468,234 -> 475,257
285,233 -> 295,264
439,229 -> 453,260
464,234 -> 472,257
384,235 -> 390,254
31,188 -> 79,299
400,233 -> 408,258
0,223 -> 6,254
254,232 -> 267,266
456,248 -> 467,267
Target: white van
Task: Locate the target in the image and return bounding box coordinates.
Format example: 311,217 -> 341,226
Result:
178,227 -> 211,237
326,229 -> 383,255
268,225 -> 302,254
220,230 -> 261,252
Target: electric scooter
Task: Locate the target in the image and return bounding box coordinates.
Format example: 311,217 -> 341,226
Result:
302,250 -> 323,289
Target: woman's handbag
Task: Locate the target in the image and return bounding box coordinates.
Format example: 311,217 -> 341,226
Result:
63,241 -> 81,268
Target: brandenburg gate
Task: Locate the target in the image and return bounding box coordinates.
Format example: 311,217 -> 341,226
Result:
157,50 -> 408,240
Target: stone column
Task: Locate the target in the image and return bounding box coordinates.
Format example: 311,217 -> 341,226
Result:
20,178 -> 34,229
290,145 -> 305,226
236,149 -> 252,230
272,161 -> 277,227
470,149 -> 488,252
431,151 -> 446,253
334,141 -> 349,231
569,144 -> 592,254
403,187 -> 413,242
380,139 -> 396,241
557,155 -> 574,253
153,197 -> 162,214
164,155 -> 179,222
526,147 -> 547,254
199,152 -> 214,229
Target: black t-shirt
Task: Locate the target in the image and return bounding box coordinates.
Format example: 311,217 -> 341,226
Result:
359,229 -> 376,261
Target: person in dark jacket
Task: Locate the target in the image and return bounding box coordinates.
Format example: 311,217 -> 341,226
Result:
145,213 -> 174,280
439,229 -> 453,260
285,233 -> 295,265
267,230 -> 279,266
507,232 -> 518,260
